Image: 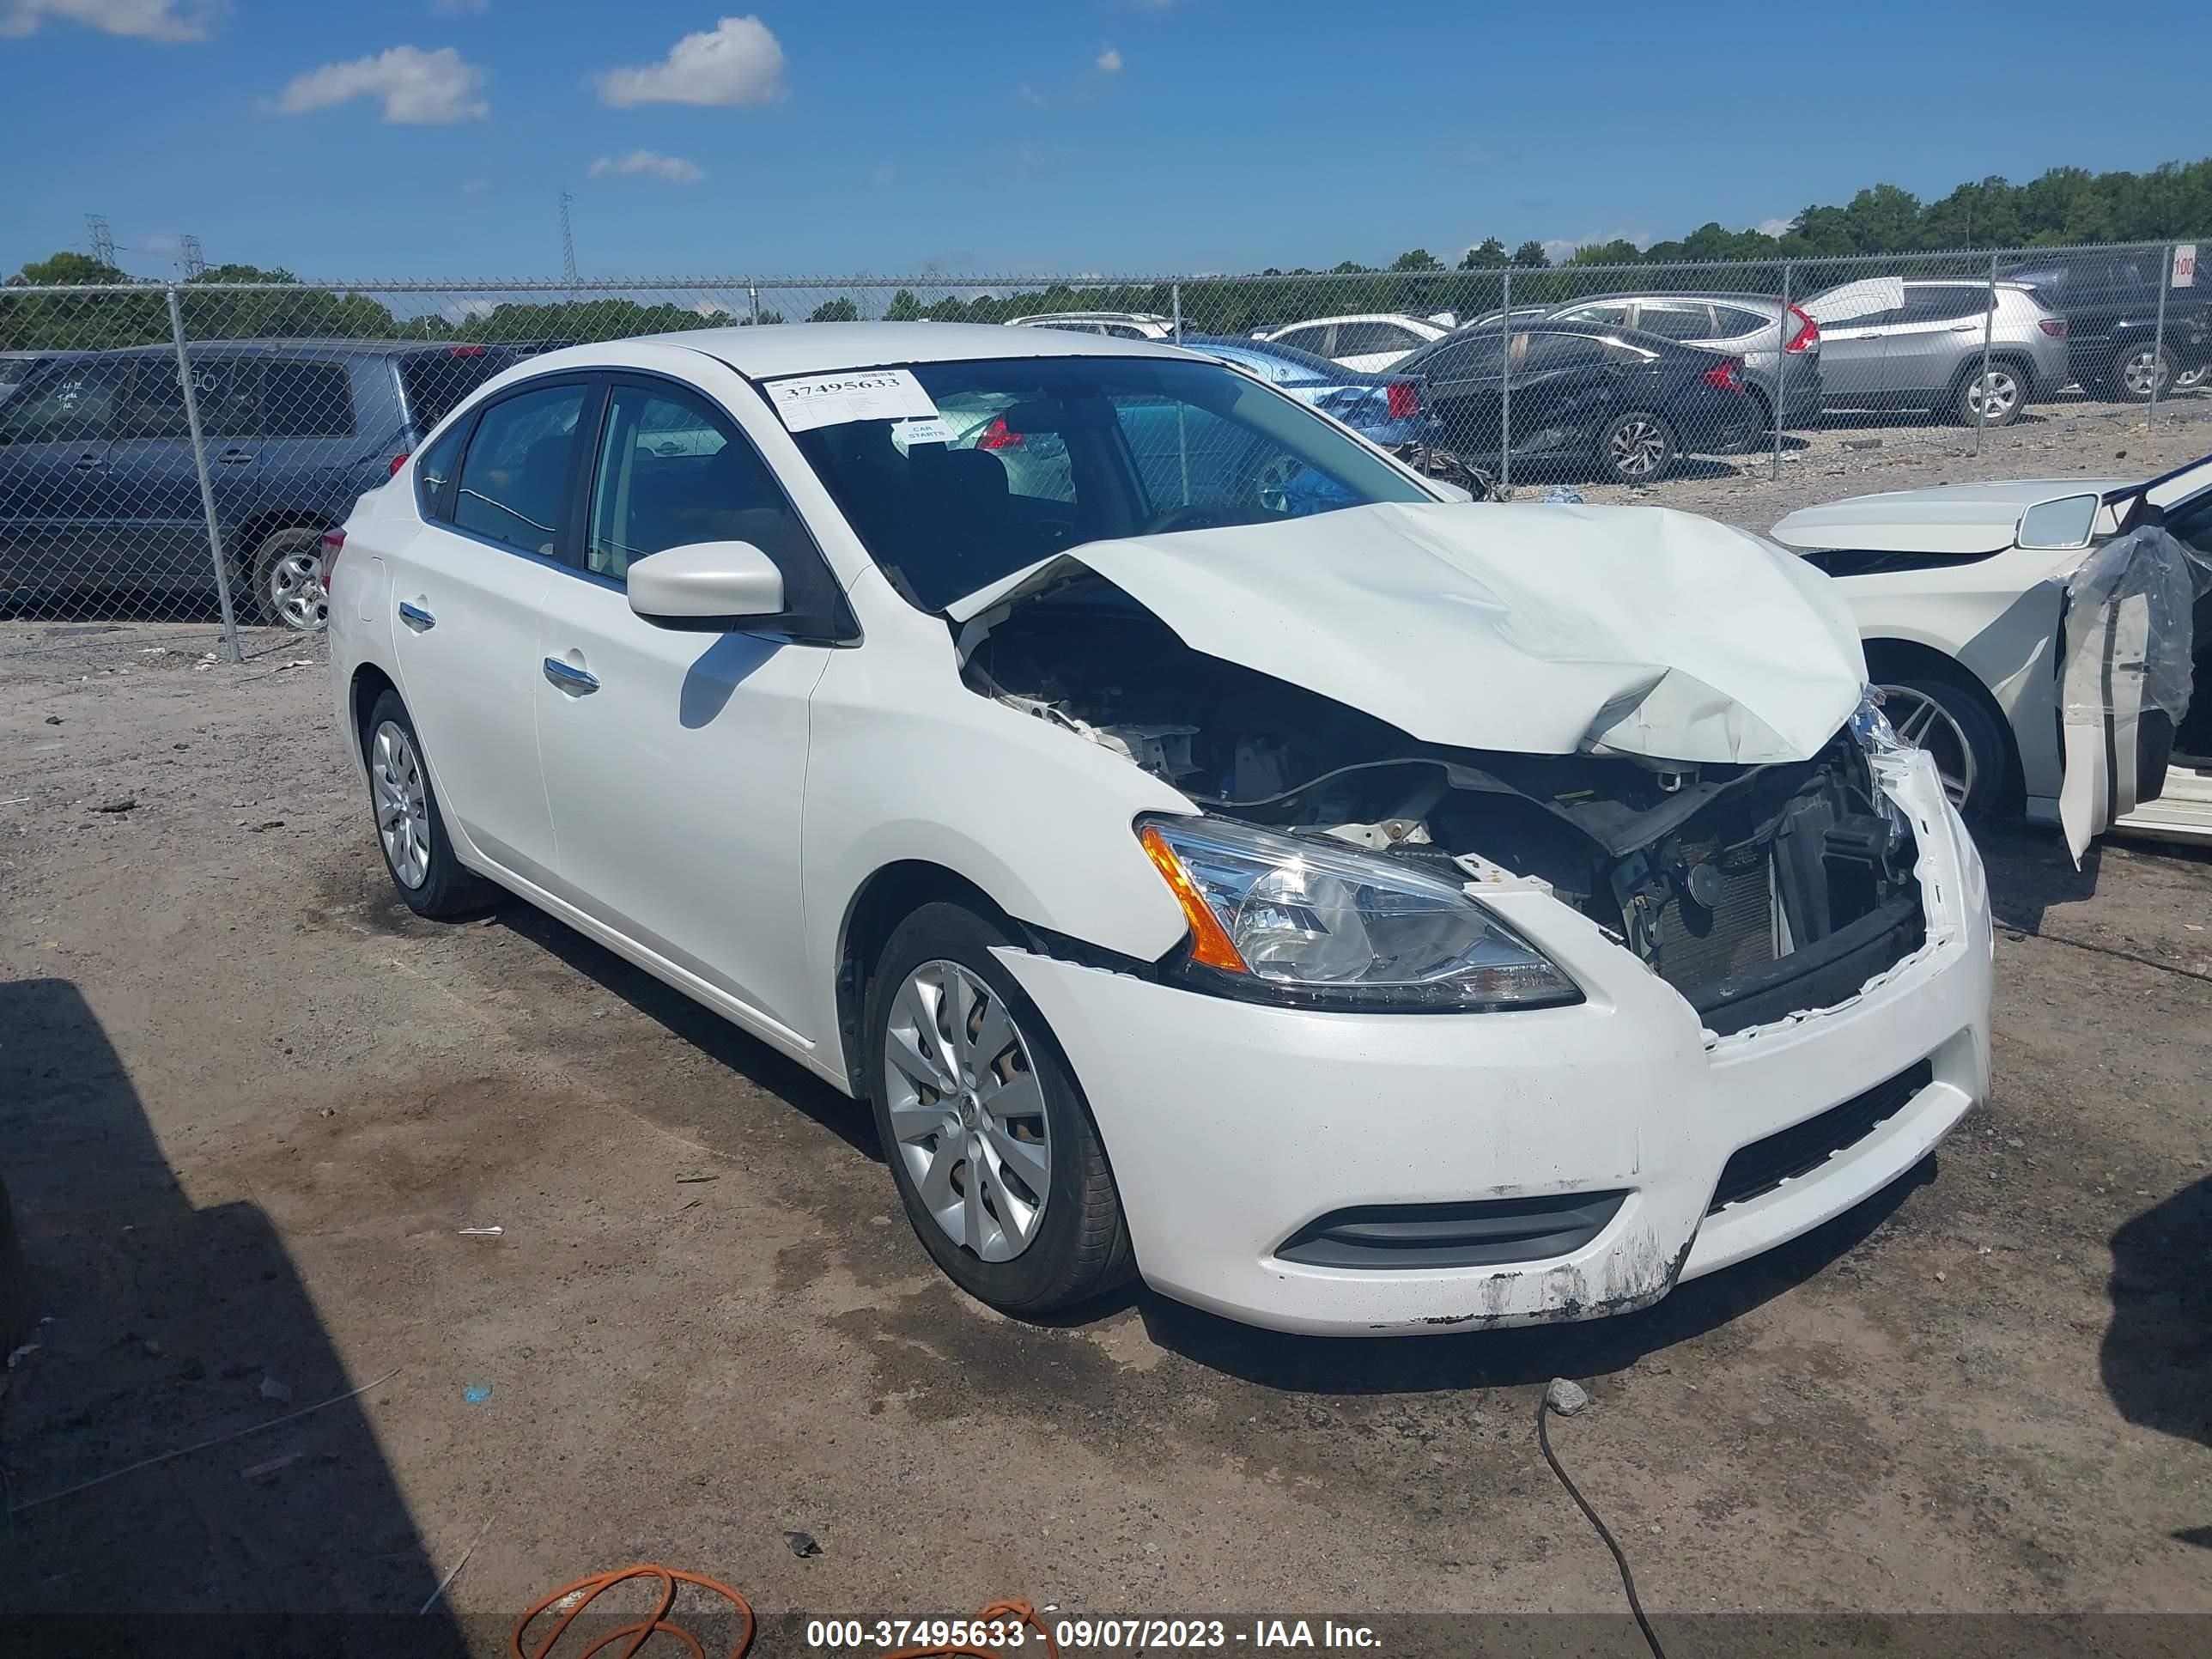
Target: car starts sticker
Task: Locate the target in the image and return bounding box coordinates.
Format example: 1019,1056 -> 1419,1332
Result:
763,368 -> 939,432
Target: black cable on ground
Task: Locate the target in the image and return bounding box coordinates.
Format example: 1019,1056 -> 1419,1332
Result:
1535,1382 -> 1668,1659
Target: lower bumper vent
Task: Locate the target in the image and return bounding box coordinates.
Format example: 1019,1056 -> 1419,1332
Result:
1277,1190 -> 1628,1271
1708,1058 -> 1934,1214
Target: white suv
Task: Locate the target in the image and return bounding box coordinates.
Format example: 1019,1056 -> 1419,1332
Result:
327,323 -> 1990,1335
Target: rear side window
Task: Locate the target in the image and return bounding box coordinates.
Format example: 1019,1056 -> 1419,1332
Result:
1416,337 -> 1507,383
128,356 -> 258,439
1334,322 -> 1417,356
1273,324 -> 1333,356
453,381 -> 592,557
1632,303 -> 1717,341
1521,334 -> 1611,371
1711,306 -> 1772,338
399,348 -> 510,432
1553,303 -> 1631,329
1899,288 -> 1990,324
258,362 -> 355,437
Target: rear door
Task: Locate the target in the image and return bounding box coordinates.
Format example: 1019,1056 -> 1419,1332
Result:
1886,287 -> 1990,398
102,355 -> 263,596
1411,334 -> 1509,459
0,356 -> 126,596
388,375 -> 596,888
532,372 -> 833,1036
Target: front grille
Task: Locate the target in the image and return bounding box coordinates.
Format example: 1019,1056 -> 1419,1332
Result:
1652,836 -> 1776,992
1277,1191 -> 1628,1271
1707,1058 -> 1935,1213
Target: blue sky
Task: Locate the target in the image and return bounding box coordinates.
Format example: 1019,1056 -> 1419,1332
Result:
3,0 -> 2209,282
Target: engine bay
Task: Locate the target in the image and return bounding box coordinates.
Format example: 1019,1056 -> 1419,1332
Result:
961,575 -> 1924,1029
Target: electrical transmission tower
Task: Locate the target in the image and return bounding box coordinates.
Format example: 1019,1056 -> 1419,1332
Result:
559,191 -> 578,288
86,214 -> 117,268
179,234 -> 205,278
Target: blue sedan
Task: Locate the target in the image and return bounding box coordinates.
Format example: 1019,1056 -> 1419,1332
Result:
1176,335 -> 1431,449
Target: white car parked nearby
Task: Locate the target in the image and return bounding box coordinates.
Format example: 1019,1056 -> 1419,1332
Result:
1255,313 -> 1455,372
1006,312 -> 1176,341
1771,457 -> 2212,851
327,323 -> 1990,1336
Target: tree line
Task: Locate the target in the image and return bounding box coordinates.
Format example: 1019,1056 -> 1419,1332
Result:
6,155 -> 2209,352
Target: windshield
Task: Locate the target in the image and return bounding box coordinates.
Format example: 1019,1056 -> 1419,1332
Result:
784,355 -> 1434,611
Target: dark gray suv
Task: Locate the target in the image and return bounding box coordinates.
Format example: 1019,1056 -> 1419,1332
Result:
0,339 -> 519,629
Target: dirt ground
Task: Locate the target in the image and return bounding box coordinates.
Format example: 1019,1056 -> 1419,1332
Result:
1,557 -> 2209,1644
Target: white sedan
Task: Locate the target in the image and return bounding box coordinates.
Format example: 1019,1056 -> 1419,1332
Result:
1254,313 -> 1455,372
327,323 -> 1990,1335
1771,459 -> 2212,853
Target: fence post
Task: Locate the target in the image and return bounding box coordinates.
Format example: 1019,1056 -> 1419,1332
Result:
1171,282 -> 1182,345
748,283 -> 759,326
1498,267 -> 1511,495
2148,245 -> 2171,431
166,285 -> 241,664
1974,252 -> 1998,457
1772,261 -> 1791,483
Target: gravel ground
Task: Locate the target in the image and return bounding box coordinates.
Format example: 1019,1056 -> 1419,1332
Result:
0,489 -> 2208,1646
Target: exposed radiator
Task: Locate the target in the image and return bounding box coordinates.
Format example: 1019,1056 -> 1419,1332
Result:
1651,836 -> 1778,992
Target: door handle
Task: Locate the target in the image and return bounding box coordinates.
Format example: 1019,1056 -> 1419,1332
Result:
398,600 -> 435,631
216,449 -> 255,465
542,656 -> 599,695
71,454 -> 100,470
1948,323 -> 1980,332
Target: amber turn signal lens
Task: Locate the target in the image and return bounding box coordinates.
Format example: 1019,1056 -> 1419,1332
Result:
1139,823 -> 1249,973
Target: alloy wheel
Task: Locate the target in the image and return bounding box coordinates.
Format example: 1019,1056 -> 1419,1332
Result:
881,959 -> 1051,1262
1607,416 -> 1667,477
370,720 -> 433,889
1878,685 -> 1976,808
1966,368 -> 2020,424
2120,348 -> 2171,400
267,543 -> 328,630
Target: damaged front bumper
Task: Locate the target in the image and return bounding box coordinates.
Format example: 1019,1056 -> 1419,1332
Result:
994,749 -> 1992,1336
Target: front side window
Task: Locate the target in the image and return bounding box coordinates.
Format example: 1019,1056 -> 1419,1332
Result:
585,380 -> 825,601
1334,322 -> 1416,356
785,355 -> 1432,611
452,381 -> 591,557
0,360 -> 130,444
128,356 -> 262,439
1273,325 -> 1331,356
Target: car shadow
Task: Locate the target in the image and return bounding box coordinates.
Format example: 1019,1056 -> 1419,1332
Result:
2101,1176 -> 2212,1548
1975,820 -> 2104,932
489,900 -> 880,1160
0,977 -> 469,1652
1129,1157 -> 1931,1393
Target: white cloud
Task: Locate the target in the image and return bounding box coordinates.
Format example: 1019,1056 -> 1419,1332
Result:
1017,82 -> 1047,107
691,299 -> 735,319
589,149 -> 704,184
596,15 -> 785,108
1756,216 -> 1793,238
0,0 -> 216,39
271,45 -> 488,125
142,232 -> 179,254
441,298 -> 495,322
1096,46 -> 1122,73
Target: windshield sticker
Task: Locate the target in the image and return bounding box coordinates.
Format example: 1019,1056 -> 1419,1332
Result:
892,416 -> 951,448
764,368 -> 939,432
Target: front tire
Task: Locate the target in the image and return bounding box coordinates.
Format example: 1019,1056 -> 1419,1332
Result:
1954,360 -> 2027,427
866,902 -> 1133,1316
1595,410 -> 1675,484
361,690 -> 495,918
1875,677 -> 2008,818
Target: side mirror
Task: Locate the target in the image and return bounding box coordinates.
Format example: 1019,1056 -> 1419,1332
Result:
2017,493 -> 2100,550
627,540 -> 785,631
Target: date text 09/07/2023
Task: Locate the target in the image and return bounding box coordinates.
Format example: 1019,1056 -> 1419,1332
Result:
803,1617 -> 1383,1650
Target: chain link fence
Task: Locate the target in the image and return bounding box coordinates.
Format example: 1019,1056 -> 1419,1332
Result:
3,240 -> 2205,659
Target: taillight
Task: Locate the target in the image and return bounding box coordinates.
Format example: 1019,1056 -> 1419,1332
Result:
2039,318 -> 2068,337
388,452 -> 410,477
447,344 -> 488,357
1701,360 -> 1746,392
1784,305 -> 1818,353
1385,380 -> 1420,420
976,415 -> 1024,450
319,527 -> 345,591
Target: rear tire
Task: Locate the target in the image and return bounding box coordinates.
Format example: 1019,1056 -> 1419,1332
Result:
866,902 -> 1134,1316
1595,410 -> 1676,484
361,690 -> 495,919
1875,676 -> 2008,818
1954,360 -> 2027,427
249,526 -> 331,631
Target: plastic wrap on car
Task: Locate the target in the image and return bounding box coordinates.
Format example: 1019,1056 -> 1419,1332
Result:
2060,525 -> 2212,731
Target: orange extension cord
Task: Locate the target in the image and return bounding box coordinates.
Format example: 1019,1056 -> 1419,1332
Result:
510,1564 -> 1058,1659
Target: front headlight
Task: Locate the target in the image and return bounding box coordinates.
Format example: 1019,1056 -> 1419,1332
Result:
1136,814 -> 1581,1012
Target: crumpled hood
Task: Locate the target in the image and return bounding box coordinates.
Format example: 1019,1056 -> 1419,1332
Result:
949,501 -> 1867,766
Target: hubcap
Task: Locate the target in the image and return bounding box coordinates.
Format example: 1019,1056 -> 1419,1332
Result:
268,542 -> 328,631
1878,685 -> 1976,808
1609,417 -> 1665,477
2122,349 -> 2169,398
370,720 -> 433,889
882,960 -> 1051,1263
1967,369 -> 2019,423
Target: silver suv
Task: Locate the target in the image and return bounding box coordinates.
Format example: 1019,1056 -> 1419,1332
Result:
1801,276 -> 2069,427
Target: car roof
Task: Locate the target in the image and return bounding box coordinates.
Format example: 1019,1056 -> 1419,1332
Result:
1771,477 -> 2136,553
1274,312 -> 1436,327
17,339 -> 503,362
1183,334 -> 1383,382
1545,290 -> 1783,311
526,321 -> 1194,381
